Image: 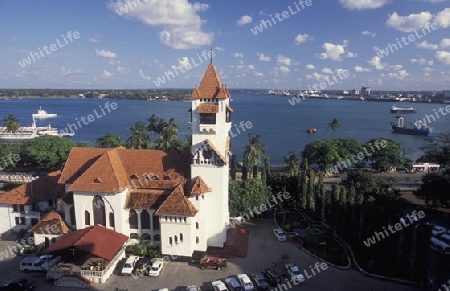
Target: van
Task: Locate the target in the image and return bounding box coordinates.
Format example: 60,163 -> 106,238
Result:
20,256 -> 43,272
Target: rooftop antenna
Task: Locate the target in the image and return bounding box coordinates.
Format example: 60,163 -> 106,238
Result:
210,46 -> 213,63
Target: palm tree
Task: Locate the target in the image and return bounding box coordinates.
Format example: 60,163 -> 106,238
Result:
147,114 -> 165,140
125,121 -> 150,149
242,134 -> 266,178
3,114 -> 20,133
156,118 -> 182,150
283,152 -> 300,177
327,118 -> 340,138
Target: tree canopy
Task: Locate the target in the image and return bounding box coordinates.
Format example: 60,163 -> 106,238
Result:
364,137 -> 404,171
97,133 -> 123,148
3,114 -> 20,133
229,178 -> 271,217
419,132 -> 450,168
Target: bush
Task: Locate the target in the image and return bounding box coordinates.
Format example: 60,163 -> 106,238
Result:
125,239 -> 161,258
23,245 -> 37,254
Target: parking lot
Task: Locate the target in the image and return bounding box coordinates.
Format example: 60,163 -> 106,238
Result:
1,218 -> 426,291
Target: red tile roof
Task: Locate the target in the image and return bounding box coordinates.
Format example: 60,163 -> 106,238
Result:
191,62 -> 230,99
59,148 -> 110,184
197,104 -> 219,114
190,176 -> 211,195
155,185 -> 198,217
28,211 -> 70,235
0,171 -> 64,205
42,225 -> 128,261
125,189 -> 172,209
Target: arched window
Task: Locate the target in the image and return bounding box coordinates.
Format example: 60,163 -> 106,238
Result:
169,237 -> 173,245
174,235 -> 178,244
141,210 -> 150,229
109,212 -> 115,228
92,196 -> 106,226
196,222 -> 199,229
129,209 -> 138,229
154,234 -> 161,242
153,215 -> 160,230
84,211 -> 90,225
70,206 -> 76,226
180,233 -> 183,242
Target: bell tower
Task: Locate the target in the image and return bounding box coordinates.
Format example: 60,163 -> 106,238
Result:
189,60 -> 232,248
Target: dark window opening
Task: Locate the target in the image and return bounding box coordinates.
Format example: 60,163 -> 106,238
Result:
200,113 -> 216,125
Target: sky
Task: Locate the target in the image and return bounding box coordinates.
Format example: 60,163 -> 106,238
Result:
0,0 -> 449,91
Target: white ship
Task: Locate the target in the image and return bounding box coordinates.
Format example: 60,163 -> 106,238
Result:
32,107 -> 57,119
0,118 -> 74,141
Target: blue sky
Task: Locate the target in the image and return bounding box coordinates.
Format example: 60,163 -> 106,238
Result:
0,0 -> 449,90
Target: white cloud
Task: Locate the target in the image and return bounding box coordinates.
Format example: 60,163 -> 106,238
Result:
253,71 -> 264,77
95,49 -> 118,58
237,15 -> 252,26
367,56 -> 386,70
108,59 -> 120,65
294,33 -> 311,45
178,57 -> 190,67
318,42 -> 346,61
386,11 -> 433,32
440,38 -> 450,48
257,52 -> 271,62
306,72 -> 327,81
346,51 -> 358,58
434,8 -> 450,28
322,68 -> 333,74
339,0 -> 389,10
215,46 -> 225,52
89,38 -> 98,43
248,65 -> 255,70
362,30 -> 376,37
139,69 -> 152,80
305,64 -> 315,69
436,51 -> 450,64
102,70 -> 114,78
60,67 -> 84,77
107,0 -> 212,49
278,66 -> 290,74
117,66 -> 131,73
354,66 -> 370,72
411,57 -> 426,64
233,53 -> 244,58
277,55 -> 293,66
416,41 -> 438,50
387,69 -> 409,79
392,64 -> 403,70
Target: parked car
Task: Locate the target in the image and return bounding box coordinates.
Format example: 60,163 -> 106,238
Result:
121,255 -> 139,276
273,229 -> 287,242
0,278 -> 36,290
262,268 -> 282,286
148,259 -> 164,276
186,285 -> 200,291
38,255 -> 61,271
431,225 -> 447,236
285,264 -> 305,282
19,256 -> 43,272
237,274 -> 254,291
199,257 -> 227,270
430,237 -> 450,253
225,277 -> 243,291
212,280 -> 228,291
134,258 -> 151,275
250,273 -> 269,290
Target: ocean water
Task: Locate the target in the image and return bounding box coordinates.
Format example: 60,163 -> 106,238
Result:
0,94 -> 448,165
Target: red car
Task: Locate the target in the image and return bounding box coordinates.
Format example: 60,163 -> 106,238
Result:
199,257 -> 227,270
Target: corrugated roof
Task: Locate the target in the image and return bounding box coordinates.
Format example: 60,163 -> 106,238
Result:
42,225 -> 128,261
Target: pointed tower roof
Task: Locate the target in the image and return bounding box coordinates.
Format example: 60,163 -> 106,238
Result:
191,62 -> 230,99
190,176 -> 212,195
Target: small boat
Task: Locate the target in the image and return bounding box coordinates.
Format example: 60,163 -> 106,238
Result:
306,127 -> 317,133
390,105 -> 416,114
391,117 -> 433,136
32,107 -> 57,119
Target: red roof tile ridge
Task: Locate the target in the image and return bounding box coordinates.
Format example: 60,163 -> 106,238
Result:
106,148 -> 129,192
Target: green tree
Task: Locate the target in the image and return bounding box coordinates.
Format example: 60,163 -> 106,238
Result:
415,169 -> 450,206
21,136 -> 77,169
302,140 -> 340,170
242,134 -> 266,178
147,114 -> 166,140
327,118 -> 340,137
364,138 -> 404,171
262,155 -> 270,184
228,179 -> 271,217
125,121 -> 151,149
3,114 -> 20,133
96,133 -> 123,148
156,118 -> 187,150
283,152 -> 300,177
77,141 -> 95,147
419,132 -> 450,168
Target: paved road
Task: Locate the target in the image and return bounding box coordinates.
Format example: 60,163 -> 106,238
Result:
1,219 -> 424,291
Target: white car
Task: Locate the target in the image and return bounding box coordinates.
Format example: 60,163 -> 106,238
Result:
273,229 -> 287,241
285,264 -> 305,283
148,260 -> 164,276
121,255 -> 139,275
431,225 -> 447,236
212,280 -> 228,291
237,274 -> 254,291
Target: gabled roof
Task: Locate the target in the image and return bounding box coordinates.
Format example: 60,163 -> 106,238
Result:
190,176 -> 211,195
125,189 -> 172,209
64,147 -> 191,193
191,62 -> 230,99
43,225 -> 128,261
28,211 -> 70,235
0,171 -> 64,205
155,185 -> 198,217
205,139 -> 228,165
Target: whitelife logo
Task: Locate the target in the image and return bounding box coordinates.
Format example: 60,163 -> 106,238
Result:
18,31 -> 81,68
